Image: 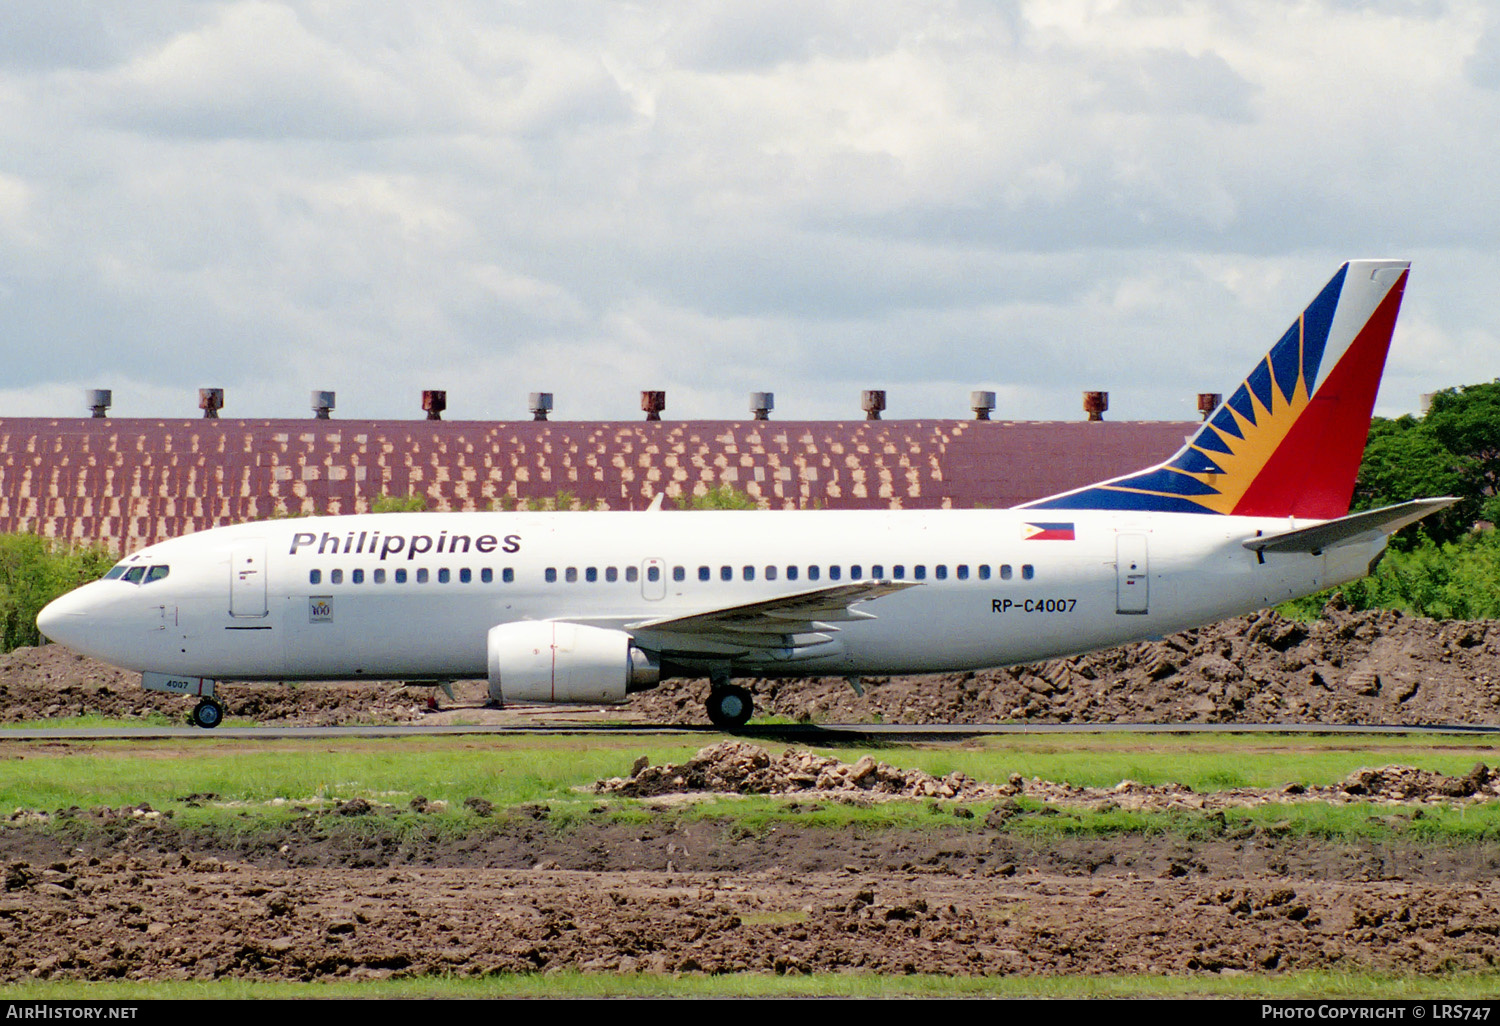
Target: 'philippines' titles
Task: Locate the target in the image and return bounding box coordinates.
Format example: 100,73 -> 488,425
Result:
288,531 -> 521,561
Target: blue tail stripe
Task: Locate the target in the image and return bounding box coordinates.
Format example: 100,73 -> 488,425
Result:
1299,264 -> 1346,387
1223,385 -> 1255,432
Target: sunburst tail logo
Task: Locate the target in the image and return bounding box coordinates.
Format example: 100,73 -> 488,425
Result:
1021,261 -> 1410,521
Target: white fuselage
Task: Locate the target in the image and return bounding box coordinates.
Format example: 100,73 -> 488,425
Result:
37,508 -> 1379,684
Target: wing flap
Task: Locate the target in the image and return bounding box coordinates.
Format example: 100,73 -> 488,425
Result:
624,580 -> 918,648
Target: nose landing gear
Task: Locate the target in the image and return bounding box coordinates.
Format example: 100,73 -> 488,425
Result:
191,697 -> 225,729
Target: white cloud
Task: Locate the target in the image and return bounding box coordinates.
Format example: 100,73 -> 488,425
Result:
0,0 -> 1496,431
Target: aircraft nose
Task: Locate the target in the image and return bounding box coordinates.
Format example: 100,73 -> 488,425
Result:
36,588 -> 90,650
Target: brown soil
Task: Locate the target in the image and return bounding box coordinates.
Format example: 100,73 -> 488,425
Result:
2,742 -> 1499,982
4,607 -> 1500,985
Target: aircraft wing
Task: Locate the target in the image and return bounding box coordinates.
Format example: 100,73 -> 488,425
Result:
1242,497 -> 1459,555
623,580 -> 919,651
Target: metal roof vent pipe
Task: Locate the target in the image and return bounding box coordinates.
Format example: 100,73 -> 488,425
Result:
528,392 -> 553,422
422,390 -> 446,421
311,390 -> 335,419
971,391 -> 996,421
86,389 -> 111,419
199,388 -> 224,420
1083,390 -> 1108,422
641,390 -> 665,422
749,391 -> 773,420
862,390 -> 886,421
1197,392 -> 1222,421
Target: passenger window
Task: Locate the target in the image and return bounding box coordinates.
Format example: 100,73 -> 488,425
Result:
829,566 -> 841,581
1001,564 -> 1013,580
743,566 -> 755,581
438,568 -> 450,584
396,568 -> 408,584
699,566 -> 711,582
145,565 -> 170,583
502,568 -> 514,583
935,565 -> 947,580
606,567 -> 618,583
545,568 -> 557,583
719,566 -> 731,582
786,566 -> 799,582
914,565 -> 926,580
565,567 -> 578,583
871,564 -> 883,579
587,567 -> 599,583
309,570 -> 321,585
626,566 -> 639,583
352,569 -> 365,584
416,568 -> 429,584
765,566 -> 777,581
956,565 -> 968,580
672,566 -> 685,582
893,565 -> 905,580
978,565 -> 991,580
331,569 -> 343,585
807,566 -> 820,581
1022,564 -> 1034,580
375,569 -> 386,584
850,565 -> 863,580
480,568 -> 492,584
460,568 -> 472,584
646,566 -> 660,582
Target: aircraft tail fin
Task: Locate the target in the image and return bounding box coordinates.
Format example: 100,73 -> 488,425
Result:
1021,260 -> 1410,520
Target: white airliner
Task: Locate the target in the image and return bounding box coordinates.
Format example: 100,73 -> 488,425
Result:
37,260 -> 1452,729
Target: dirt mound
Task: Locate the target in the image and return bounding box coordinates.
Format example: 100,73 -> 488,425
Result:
598,740 -> 1012,801
635,603 -> 1500,725
597,744 -> 1500,815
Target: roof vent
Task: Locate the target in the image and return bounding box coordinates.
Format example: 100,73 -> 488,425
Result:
86,389 -> 111,419
641,390 -> 666,422
749,391 -> 773,421
1083,391 -> 1108,422
970,391 -> 996,421
861,390 -> 886,421
199,388 -> 224,420
422,390 -> 446,421
1196,392 -> 1221,421
528,392 -> 553,422
311,390 -> 335,420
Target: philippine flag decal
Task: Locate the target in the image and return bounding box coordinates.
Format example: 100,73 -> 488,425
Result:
1023,522 -> 1076,541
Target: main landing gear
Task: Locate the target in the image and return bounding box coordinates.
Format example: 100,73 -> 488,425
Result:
706,671 -> 754,731
191,697 -> 225,729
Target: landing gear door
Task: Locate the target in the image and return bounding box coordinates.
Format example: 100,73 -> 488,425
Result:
1116,534 -> 1149,615
231,540 -> 268,618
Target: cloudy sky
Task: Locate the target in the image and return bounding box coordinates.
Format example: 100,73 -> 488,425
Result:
0,0 -> 1495,424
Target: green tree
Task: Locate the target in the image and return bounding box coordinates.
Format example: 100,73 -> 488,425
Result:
0,534 -> 116,651
686,484 -> 762,510
371,492 -> 427,513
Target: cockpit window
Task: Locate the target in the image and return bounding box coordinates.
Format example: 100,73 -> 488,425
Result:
122,567 -> 146,585
145,565 -> 170,583
104,566 -> 127,580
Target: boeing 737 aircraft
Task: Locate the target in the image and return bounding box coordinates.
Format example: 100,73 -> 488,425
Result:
37,260 -> 1453,729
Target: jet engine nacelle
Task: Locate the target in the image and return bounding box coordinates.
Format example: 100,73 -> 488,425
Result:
487,621 -> 659,705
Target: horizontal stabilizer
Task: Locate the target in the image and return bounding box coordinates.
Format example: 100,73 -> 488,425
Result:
1242,498 -> 1458,555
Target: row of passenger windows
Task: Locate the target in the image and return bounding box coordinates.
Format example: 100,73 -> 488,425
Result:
307,562 -> 1036,586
